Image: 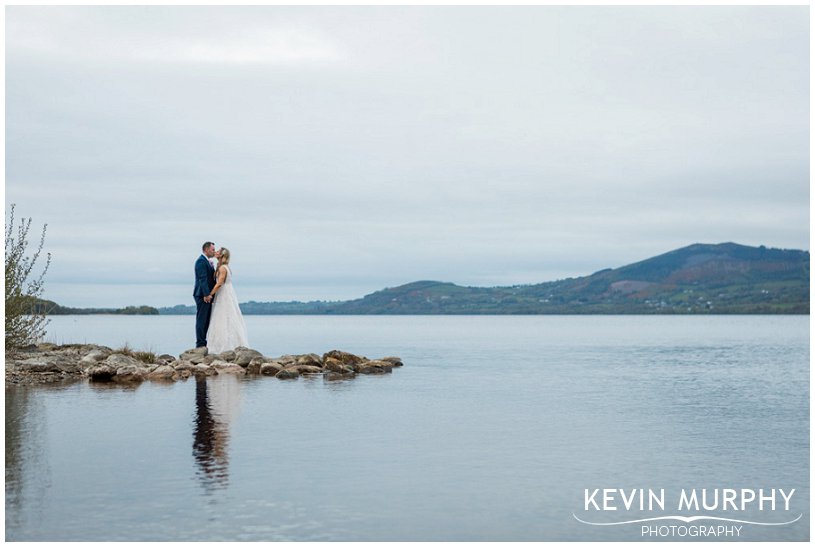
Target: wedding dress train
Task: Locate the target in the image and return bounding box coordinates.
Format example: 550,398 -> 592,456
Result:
206,265 -> 249,354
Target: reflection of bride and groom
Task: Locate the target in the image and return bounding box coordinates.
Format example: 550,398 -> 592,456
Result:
193,373 -> 241,491
191,241 -> 247,491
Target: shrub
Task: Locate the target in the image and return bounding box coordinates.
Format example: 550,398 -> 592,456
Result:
115,342 -> 157,364
5,205 -> 52,350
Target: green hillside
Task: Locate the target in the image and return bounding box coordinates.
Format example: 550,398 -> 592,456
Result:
159,243 -> 809,315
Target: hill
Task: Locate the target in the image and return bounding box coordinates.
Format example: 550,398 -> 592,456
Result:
35,299 -> 159,315
158,243 -> 809,315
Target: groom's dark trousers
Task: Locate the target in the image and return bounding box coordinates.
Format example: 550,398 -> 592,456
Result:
193,255 -> 216,348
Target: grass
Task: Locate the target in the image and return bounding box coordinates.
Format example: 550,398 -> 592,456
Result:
115,342 -> 157,364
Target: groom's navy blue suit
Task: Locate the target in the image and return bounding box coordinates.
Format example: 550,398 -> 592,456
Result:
193,255 -> 216,348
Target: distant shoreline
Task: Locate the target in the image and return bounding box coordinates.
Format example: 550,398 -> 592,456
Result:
41,243 -> 811,316
48,311 -> 809,316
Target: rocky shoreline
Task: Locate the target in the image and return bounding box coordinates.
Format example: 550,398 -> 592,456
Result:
5,343 -> 403,387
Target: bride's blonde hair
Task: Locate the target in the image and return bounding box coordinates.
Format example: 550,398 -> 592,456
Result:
217,247 -> 231,268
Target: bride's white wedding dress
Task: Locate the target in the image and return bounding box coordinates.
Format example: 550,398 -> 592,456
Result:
207,265 -> 249,354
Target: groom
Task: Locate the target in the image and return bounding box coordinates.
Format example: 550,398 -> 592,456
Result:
194,241 -> 217,348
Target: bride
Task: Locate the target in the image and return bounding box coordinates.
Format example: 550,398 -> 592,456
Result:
206,247 -> 249,354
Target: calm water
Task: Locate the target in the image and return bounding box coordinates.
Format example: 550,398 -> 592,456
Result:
6,315 -> 810,541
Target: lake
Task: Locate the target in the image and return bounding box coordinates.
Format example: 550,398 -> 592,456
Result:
5,315 -> 810,541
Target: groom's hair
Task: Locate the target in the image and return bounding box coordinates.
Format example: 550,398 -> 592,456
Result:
202,241 -> 214,252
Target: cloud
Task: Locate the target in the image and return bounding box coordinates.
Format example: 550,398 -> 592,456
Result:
5,6 -> 809,308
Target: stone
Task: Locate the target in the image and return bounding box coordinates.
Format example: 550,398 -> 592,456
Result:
212,362 -> 246,375
114,365 -> 147,382
5,343 -> 403,387
105,354 -> 141,368
275,368 -> 299,380
322,350 -> 366,366
234,348 -> 264,366
186,353 -> 208,365
172,369 -> 192,381
192,364 -> 217,376
358,366 -> 386,374
260,362 -> 284,376
296,354 -> 323,368
87,364 -> 116,381
147,365 -> 176,380
219,350 -> 237,362
358,360 -> 393,374
55,361 -> 87,374
80,348 -> 112,364
324,371 -> 355,381
173,361 -> 196,372
323,357 -> 355,374
16,358 -> 62,373
36,342 -> 59,351
179,347 -> 208,362
285,364 -> 323,375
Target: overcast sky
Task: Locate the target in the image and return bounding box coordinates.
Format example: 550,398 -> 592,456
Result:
5,5 -> 809,308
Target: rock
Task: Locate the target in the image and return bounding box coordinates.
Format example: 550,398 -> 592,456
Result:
192,364 -> 217,376
87,364 -> 116,381
5,343 -> 403,386
173,361 -> 196,372
275,368 -> 299,380
358,360 -> 393,374
80,348 -> 112,364
260,362 -> 284,376
147,365 -> 176,380
285,364 -> 323,375
172,369 -> 192,381
186,353 -> 208,365
358,366 -> 386,374
323,357 -> 355,374
296,354 -> 323,368
212,361 -> 246,375
371,360 -> 396,373
324,371 -> 355,381
322,350 -> 366,366
114,365 -> 147,382
105,354 -> 141,368
156,354 -> 177,366
55,361 -> 87,374
11,354 -> 83,374
36,342 -> 59,351
234,348 -> 264,366
219,350 -> 237,362
16,358 -> 62,373
179,347 -> 208,362
276,354 -> 298,366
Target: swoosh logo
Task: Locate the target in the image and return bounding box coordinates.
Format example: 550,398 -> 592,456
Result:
573,513 -> 803,527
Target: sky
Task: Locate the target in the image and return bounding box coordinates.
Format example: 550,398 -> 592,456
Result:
5,5 -> 810,308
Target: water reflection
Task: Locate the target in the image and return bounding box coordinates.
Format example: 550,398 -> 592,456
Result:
5,387 -> 51,536
192,376 -> 241,493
